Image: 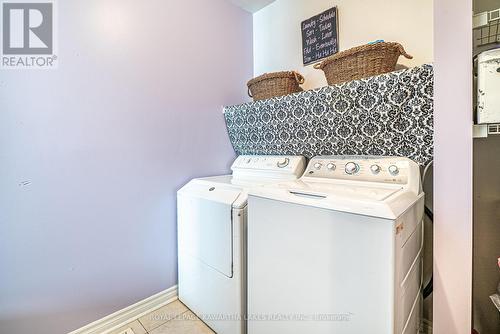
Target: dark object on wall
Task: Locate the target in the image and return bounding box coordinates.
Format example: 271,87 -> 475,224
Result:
247,71 -> 305,101
314,42 -> 413,85
224,64 -> 434,166
498,258 -> 500,294
301,7 -> 339,65
422,204 -> 434,299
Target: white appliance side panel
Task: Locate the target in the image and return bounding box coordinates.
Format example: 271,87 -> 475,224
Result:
402,294 -> 421,334
394,201 -> 423,333
247,196 -> 395,334
178,188 -> 237,278
397,254 -> 421,334
178,208 -> 246,334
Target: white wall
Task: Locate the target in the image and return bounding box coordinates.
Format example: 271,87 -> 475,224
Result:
254,0 -> 433,90
433,0 -> 473,333
0,1 -> 252,333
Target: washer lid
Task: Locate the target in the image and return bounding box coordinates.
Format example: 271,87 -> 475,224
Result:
286,181 -> 403,201
249,180 -> 420,219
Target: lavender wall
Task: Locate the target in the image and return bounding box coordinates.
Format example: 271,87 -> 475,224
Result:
433,0 -> 473,332
0,1 -> 252,333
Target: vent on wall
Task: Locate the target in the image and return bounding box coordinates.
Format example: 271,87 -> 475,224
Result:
473,8 -> 500,46
488,124 -> 500,134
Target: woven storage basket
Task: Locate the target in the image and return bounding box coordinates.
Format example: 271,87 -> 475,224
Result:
247,71 -> 305,101
314,42 -> 413,85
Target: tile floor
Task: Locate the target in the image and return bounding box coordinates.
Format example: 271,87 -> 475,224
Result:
108,300 -> 214,334
106,298 -> 432,334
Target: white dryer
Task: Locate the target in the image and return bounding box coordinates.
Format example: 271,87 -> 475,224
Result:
247,156 -> 424,334
177,155 -> 306,334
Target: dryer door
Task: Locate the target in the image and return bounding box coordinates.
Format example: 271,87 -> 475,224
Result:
178,182 -> 239,278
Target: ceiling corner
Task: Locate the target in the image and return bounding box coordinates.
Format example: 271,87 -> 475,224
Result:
227,0 -> 276,13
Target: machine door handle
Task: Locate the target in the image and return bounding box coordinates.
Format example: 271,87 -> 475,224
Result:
289,189 -> 327,199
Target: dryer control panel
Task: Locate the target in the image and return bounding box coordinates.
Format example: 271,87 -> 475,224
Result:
232,155 -> 305,172
304,156 -> 420,188
231,155 -> 306,181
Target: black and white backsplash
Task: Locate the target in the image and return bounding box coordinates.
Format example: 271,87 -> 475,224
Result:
224,64 -> 433,166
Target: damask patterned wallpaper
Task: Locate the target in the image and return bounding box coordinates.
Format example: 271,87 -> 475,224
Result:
223,64 -> 434,166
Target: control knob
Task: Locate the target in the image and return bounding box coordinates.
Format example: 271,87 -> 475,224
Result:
327,163 -> 336,171
277,158 -> 290,168
345,162 -> 359,175
388,165 -> 399,176
314,162 -> 322,170
370,164 -> 381,174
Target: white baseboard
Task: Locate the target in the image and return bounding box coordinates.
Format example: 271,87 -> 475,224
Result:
68,285 -> 178,334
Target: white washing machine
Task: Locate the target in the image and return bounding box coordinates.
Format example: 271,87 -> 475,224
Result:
247,156 -> 424,334
177,155 -> 306,334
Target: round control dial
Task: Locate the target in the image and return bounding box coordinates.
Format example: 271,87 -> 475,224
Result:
388,165 -> 399,176
277,158 -> 290,168
345,162 -> 359,175
370,164 -> 381,174
314,162 -> 322,170
327,163 -> 336,171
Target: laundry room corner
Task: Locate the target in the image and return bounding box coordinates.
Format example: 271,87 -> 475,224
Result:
0,1 -> 252,333
0,0 -> 487,334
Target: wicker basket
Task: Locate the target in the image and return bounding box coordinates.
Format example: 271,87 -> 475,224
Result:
247,71 -> 305,101
314,42 -> 413,85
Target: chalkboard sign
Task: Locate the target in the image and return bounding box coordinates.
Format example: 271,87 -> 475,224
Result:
301,7 -> 339,65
